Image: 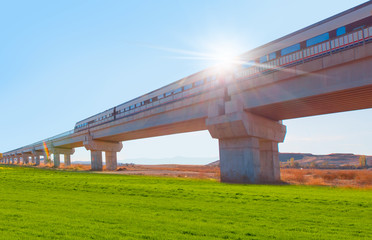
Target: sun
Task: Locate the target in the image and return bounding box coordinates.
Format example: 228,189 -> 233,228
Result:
214,50 -> 238,71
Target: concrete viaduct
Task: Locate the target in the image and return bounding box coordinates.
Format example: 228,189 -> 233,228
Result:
1,4 -> 372,184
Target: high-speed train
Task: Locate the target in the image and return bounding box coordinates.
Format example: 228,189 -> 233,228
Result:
74,2 -> 372,133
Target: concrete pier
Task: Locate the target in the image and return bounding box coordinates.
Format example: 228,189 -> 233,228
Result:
54,154 -> 60,167
22,154 -> 30,164
43,153 -> 49,164
84,139 -> 123,171
35,155 -> 40,166
105,151 -> 117,171
207,110 -> 286,184
90,150 -> 103,170
50,148 -> 75,168
64,154 -> 71,166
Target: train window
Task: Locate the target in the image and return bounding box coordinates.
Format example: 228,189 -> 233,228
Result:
242,60 -> 254,68
336,26 -> 346,36
211,75 -> 216,81
306,32 -> 329,47
259,55 -> 268,63
158,94 -> 164,99
144,98 -> 152,105
165,91 -> 173,97
125,107 -> 130,111
135,102 -> 142,107
281,43 -> 301,56
194,80 -> 204,87
152,96 -> 158,102
173,87 -> 182,94
184,83 -> 192,90
353,25 -> 365,31
269,52 -> 276,60
130,105 -> 135,110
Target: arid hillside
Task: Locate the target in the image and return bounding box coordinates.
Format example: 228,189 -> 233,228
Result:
208,153 -> 372,168
279,153 -> 372,168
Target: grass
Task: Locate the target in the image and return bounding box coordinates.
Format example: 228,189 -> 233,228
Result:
0,165 -> 371,239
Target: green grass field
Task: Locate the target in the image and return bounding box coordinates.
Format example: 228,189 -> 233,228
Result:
0,165 -> 370,239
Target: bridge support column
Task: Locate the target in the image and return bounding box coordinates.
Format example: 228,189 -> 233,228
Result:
207,110 -> 286,184
105,151 -> 118,171
50,148 -> 74,168
43,153 -> 49,165
22,154 -> 31,165
35,155 -> 40,166
53,154 -> 60,168
91,151 -> 103,171
64,154 -> 71,166
84,139 -> 123,171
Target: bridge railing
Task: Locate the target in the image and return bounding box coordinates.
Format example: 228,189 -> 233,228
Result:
3,129 -> 75,154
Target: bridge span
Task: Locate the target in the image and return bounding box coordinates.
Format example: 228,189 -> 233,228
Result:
2,2 -> 372,183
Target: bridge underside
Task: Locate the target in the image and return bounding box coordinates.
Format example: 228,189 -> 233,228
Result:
233,45 -> 372,121
250,84 -> 372,120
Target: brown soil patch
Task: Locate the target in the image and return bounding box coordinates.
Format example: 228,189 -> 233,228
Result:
17,163 -> 372,188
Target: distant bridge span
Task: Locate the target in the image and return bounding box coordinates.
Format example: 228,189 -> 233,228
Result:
2,2 -> 372,183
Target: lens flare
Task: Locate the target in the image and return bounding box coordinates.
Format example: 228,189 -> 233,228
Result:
43,141 -> 49,160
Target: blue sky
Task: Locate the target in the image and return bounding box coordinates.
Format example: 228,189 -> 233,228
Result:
1,0 -> 370,164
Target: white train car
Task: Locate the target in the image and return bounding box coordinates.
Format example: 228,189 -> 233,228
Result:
74,67 -> 221,132
74,2 -> 372,133
74,108 -> 115,131
234,2 -> 372,80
